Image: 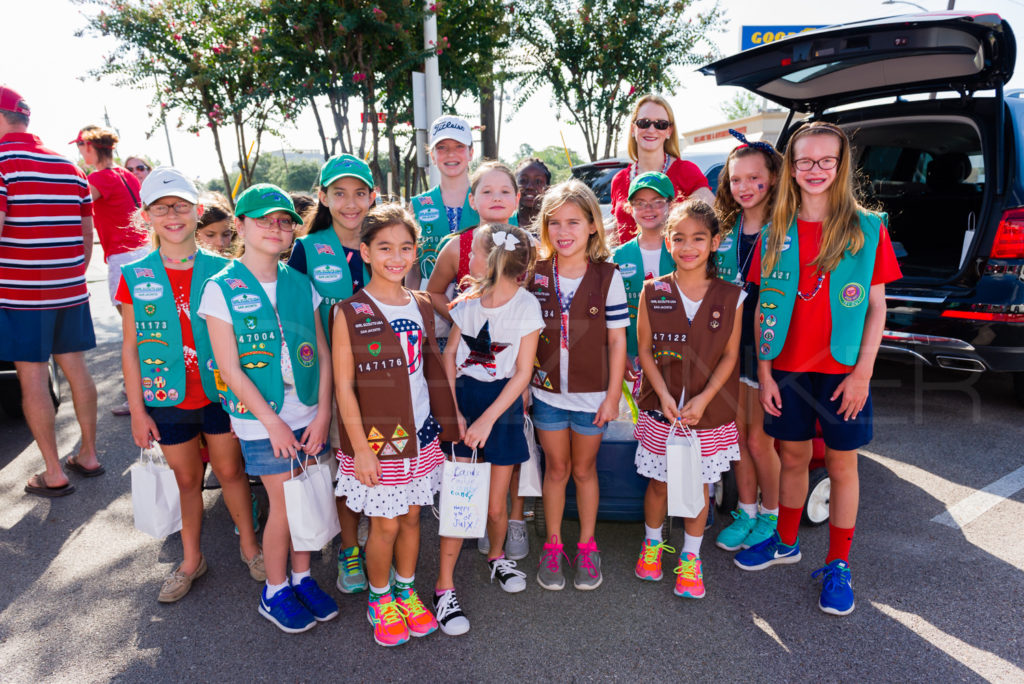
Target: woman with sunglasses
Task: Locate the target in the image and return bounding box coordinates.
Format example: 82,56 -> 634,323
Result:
124,155 -> 153,184
610,95 -> 715,245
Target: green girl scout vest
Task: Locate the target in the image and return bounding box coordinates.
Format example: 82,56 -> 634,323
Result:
612,237 -> 675,357
295,230 -> 370,338
758,211 -> 884,366
208,260 -> 320,419
715,217 -> 746,284
121,249 -> 227,407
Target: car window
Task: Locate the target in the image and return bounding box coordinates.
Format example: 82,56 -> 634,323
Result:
860,146 -> 903,182
967,153 -> 985,183
572,166 -> 620,204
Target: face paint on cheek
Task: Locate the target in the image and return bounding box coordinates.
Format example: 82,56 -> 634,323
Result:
757,184 -> 765,191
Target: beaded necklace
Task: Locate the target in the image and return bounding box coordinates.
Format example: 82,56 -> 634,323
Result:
798,273 -> 826,301
628,153 -> 672,183
161,250 -> 197,265
552,255 -> 583,350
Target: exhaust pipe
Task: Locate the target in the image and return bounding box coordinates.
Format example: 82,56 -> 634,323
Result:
934,355 -> 987,372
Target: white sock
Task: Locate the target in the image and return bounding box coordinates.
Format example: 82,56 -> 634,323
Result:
265,580 -> 289,598
644,523 -> 663,542
369,583 -> 391,596
290,569 -> 310,585
760,504 -> 780,516
739,501 -> 758,519
509,519 -> 525,526
394,573 -> 414,586
682,533 -> 703,557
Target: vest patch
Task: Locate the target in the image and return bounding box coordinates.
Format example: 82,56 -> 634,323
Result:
313,264 -> 344,284
534,274 -> 549,288
840,282 -> 866,307
619,262 -> 638,278
651,296 -> 676,312
297,342 -> 316,367
718,236 -> 734,253
133,282 -> 163,301
231,293 -> 262,313
418,207 -> 440,222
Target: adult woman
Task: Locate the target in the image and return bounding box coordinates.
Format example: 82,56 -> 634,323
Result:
609,95 -> 715,245
124,155 -> 152,185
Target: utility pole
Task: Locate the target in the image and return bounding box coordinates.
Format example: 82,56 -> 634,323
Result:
424,1 -> 442,186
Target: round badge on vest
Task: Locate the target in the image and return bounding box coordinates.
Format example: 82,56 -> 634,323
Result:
840,282 -> 866,308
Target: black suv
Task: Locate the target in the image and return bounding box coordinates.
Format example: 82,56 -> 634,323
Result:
702,12 -> 1024,399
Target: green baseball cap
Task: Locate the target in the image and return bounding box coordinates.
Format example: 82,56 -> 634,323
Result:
320,154 -> 374,189
234,183 -> 303,223
628,171 -> 675,200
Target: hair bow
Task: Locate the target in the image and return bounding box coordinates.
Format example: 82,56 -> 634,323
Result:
728,128 -> 777,155
492,230 -> 520,251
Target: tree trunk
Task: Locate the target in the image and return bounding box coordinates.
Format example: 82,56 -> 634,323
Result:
386,116 -> 400,198
210,123 -> 233,204
310,97 -> 330,161
479,61 -> 497,159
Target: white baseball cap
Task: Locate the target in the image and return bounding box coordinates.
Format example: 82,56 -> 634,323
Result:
429,115 -> 473,148
140,166 -> 199,206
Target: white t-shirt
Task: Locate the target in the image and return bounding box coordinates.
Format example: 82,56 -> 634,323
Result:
672,282 -> 747,407
530,269 -> 630,413
364,291 -> 431,432
451,288 -> 544,383
640,247 -> 663,280
198,279 -> 322,440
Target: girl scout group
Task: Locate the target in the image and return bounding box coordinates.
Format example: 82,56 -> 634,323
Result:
120,99 -> 899,646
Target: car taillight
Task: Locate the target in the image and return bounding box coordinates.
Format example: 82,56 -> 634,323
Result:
990,208 -> 1024,259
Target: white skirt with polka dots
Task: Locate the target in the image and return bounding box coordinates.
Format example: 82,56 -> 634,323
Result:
335,439 -> 444,519
633,412 -> 741,485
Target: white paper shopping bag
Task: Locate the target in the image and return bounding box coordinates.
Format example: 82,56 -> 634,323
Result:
284,458 -> 341,551
666,423 -> 704,518
131,445 -> 183,539
439,451 -> 491,538
518,416 -> 543,498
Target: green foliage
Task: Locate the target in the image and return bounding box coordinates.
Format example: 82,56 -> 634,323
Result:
513,145 -> 584,184
206,155 -> 320,194
720,92 -> 760,121
515,0 -> 725,161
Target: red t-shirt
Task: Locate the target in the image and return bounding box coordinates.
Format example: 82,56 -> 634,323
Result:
116,267 -> 209,409
88,166 -> 148,260
748,219 -> 902,374
610,158 -> 710,244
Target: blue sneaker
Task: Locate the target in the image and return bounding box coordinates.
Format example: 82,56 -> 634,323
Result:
812,560 -> 855,616
734,531 -> 802,571
293,577 -> 339,622
258,585 -> 316,633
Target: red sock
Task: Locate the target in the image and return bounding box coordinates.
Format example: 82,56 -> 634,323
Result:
826,525 -> 855,564
777,505 -> 803,546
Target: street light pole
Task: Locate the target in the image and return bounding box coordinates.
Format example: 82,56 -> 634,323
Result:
423,2 -> 442,186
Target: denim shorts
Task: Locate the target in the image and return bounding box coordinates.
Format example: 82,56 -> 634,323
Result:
530,396 -> 607,437
239,427 -> 330,476
0,302 -> 96,362
451,376 -> 529,465
146,402 -> 231,446
763,369 -> 873,451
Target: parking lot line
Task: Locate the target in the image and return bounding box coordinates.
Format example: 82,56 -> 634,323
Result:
930,465 -> 1024,530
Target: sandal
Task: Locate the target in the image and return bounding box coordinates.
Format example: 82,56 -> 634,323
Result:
24,472 -> 75,498
66,458 -> 105,477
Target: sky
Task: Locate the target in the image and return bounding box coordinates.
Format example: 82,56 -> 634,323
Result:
4,0 -> 1024,183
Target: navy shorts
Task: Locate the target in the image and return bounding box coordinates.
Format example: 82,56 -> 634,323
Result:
0,303 -> 96,362
451,376 -> 529,466
763,369 -> 873,451
239,427 -> 330,476
147,402 -> 231,446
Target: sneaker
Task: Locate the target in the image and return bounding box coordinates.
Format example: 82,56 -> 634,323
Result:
812,560 -> 855,616
240,547 -> 267,582
394,586 -> 438,637
635,538 -> 676,581
293,577 -> 339,622
573,538 -> 602,591
673,552 -> 706,599
432,588 -> 470,636
506,520 -> 529,561
111,399 -> 131,416
336,545 -> 368,594
536,536 -> 569,591
477,534 -> 490,555
367,593 -> 410,647
734,531 -> 802,571
259,585 -> 316,633
157,555 -> 207,603
741,512 -> 779,549
488,557 -> 527,593
716,509 -> 756,551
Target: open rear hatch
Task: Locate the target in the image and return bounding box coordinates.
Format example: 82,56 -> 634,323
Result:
700,12 -> 1015,113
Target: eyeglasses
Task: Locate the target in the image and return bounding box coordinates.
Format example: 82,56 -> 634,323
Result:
250,216 -> 296,232
148,201 -> 193,217
793,156 -> 839,172
631,199 -> 669,211
635,118 -> 671,131
129,165 -> 150,173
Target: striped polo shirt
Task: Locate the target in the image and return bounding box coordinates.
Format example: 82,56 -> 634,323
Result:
0,133 -> 92,310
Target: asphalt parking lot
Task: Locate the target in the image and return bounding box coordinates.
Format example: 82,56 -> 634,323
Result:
1,264 -> 1022,683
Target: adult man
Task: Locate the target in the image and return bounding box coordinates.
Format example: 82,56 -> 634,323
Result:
0,85 -> 103,496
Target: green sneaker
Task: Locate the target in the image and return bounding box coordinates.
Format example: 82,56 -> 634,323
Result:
741,513 -> 778,549
336,545 -> 368,594
715,509 -> 756,551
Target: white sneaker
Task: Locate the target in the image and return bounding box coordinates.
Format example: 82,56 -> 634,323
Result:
488,557 -> 527,593
506,520 -> 529,560
432,588 -> 470,636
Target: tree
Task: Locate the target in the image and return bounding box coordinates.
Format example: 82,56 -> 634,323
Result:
720,91 -> 760,121
207,155 -> 320,194
514,145 -> 584,184
516,0 -> 725,161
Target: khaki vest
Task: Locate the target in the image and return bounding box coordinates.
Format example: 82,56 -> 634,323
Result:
636,275 -> 741,430
529,258 -> 616,394
333,289 -> 458,459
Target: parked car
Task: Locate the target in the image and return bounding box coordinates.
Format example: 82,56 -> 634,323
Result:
0,359 -> 61,418
701,11 -> 1024,400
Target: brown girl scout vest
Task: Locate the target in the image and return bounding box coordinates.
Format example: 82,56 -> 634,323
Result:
529,258 -> 616,394
636,275 -> 742,430
334,289 -> 458,459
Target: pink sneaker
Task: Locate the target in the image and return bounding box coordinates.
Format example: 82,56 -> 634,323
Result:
367,593 -> 410,647
635,538 -> 676,581
573,537 -> 603,590
394,586 -> 437,637
537,536 -> 569,591
674,552 -> 706,599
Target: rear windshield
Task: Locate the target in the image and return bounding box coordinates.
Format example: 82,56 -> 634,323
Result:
572,166 -> 622,204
